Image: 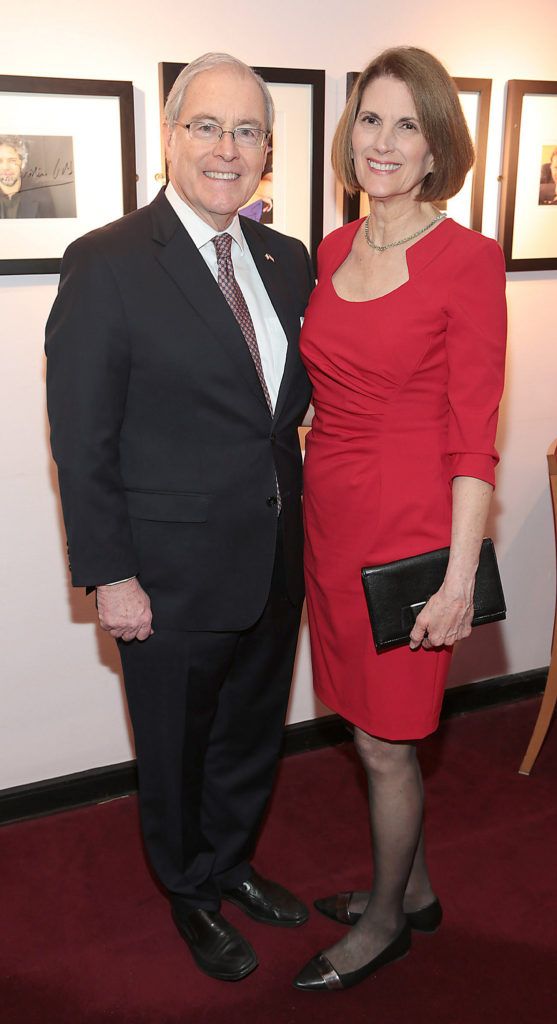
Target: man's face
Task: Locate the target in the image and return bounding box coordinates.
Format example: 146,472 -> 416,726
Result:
0,144 -> 23,194
550,155 -> 557,186
164,66 -> 269,231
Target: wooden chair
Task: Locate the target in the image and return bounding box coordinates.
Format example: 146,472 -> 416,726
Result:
519,439 -> 557,774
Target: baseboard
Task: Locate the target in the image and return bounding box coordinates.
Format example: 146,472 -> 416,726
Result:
0,666 -> 547,827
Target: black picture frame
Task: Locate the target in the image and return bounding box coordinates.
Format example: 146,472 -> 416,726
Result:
159,63 -> 325,266
342,72 -> 491,232
0,75 -> 136,275
498,79 -> 557,271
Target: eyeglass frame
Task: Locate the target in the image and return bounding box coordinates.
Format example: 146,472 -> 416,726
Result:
174,119 -> 270,149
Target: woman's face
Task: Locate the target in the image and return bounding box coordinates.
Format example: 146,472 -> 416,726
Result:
351,76 -> 434,203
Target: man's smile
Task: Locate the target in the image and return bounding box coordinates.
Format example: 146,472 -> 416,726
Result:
204,170 -> 240,180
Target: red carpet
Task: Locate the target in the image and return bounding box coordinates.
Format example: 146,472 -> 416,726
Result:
2,698 -> 556,1023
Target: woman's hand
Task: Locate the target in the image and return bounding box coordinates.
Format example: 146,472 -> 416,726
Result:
409,578 -> 474,650
409,476 -> 494,650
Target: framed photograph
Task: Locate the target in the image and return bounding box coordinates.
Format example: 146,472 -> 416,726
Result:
0,75 -> 136,275
159,63 -> 325,266
498,80 -> 557,271
343,72 -> 491,232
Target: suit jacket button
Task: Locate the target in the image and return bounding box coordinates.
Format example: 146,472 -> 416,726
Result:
266,496 -> 278,506
270,433 -> 276,443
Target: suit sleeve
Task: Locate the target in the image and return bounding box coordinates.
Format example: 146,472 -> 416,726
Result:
302,240 -> 316,293
45,236 -> 139,587
445,237 -> 507,487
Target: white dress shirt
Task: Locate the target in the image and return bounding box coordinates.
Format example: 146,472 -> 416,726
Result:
165,181 -> 287,410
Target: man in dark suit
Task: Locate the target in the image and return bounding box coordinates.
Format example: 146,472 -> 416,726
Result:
46,53 -> 313,982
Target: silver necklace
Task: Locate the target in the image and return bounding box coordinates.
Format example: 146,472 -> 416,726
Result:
364,210 -> 446,252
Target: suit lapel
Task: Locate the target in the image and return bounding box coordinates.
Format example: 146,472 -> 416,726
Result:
241,218 -> 302,425
150,192 -> 270,411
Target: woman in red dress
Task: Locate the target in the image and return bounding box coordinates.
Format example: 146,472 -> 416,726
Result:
294,48 -> 507,992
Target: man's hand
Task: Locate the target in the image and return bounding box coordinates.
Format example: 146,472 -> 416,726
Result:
96,578 -> 153,642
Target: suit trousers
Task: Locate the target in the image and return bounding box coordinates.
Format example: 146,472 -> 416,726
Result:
119,519 -> 302,910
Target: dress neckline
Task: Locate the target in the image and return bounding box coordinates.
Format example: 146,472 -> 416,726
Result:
330,215 -> 452,305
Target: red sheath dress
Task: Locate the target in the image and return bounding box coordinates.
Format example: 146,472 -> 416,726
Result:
300,218 -> 507,739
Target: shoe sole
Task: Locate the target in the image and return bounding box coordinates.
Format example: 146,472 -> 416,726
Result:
223,894 -> 309,927
339,942 -> 409,991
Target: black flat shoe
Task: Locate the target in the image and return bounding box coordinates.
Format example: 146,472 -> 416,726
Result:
292,922 -> 411,991
406,898 -> 443,932
223,869 -> 309,927
313,891 -> 366,926
314,892 -> 443,933
171,906 -> 258,981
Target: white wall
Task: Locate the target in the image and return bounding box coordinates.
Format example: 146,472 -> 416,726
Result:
1,0 -> 556,789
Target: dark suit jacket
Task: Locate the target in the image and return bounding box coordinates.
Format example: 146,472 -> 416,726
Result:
46,190 -> 313,630
0,187 -> 55,218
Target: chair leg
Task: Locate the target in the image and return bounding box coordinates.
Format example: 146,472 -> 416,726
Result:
518,657 -> 557,775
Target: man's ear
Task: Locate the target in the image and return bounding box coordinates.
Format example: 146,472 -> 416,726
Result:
162,122 -> 174,160
261,139 -> 270,170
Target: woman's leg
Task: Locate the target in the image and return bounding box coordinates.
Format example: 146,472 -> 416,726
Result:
403,823 -> 436,913
322,729 -> 425,974
347,821 -> 436,918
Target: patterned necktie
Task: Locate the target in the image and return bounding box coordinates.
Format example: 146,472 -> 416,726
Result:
212,233 -> 273,413
212,232 -> 280,513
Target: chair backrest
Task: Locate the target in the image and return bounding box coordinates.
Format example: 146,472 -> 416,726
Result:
547,440 -> 557,649
547,439 -> 557,510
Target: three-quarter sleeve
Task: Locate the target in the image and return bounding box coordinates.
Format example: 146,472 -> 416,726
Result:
445,237 -> 507,487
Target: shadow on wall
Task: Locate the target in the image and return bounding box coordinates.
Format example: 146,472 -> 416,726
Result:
448,490 -> 509,687
43,399 -> 135,755
450,475 -> 554,687
447,319 -> 516,688
448,620 -> 508,687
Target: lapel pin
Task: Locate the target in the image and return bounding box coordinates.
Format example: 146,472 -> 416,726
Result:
264,253 -> 275,262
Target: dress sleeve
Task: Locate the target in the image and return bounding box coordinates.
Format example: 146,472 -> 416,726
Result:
445,236 -> 507,487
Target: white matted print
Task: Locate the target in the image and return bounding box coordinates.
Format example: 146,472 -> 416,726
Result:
0,76 -> 136,274
512,94 -> 557,259
499,80 -> 557,271
262,84 -> 312,252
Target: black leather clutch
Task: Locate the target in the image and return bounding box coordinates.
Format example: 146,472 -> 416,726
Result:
361,538 -> 506,653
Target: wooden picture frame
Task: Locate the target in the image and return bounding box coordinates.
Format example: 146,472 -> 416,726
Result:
159,63 -> 325,266
342,72 -> 491,232
0,75 -> 136,275
498,79 -> 557,271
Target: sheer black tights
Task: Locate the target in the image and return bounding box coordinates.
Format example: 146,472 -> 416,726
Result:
323,729 -> 434,975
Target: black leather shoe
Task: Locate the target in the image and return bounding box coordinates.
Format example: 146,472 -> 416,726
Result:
222,869 -> 309,927
314,892 -> 443,933
171,907 -> 258,981
292,922 -> 411,991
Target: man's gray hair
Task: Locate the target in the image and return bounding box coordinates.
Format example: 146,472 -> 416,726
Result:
0,135 -> 28,169
164,53 -> 274,134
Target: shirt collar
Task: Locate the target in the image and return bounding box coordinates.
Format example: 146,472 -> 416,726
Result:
165,181 -> 245,253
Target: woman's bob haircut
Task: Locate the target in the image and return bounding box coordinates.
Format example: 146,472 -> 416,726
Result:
332,47 -> 474,204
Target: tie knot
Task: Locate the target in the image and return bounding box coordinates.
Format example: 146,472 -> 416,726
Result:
212,232 -> 233,261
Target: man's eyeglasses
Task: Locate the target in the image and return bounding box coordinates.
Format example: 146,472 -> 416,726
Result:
175,120 -> 269,149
